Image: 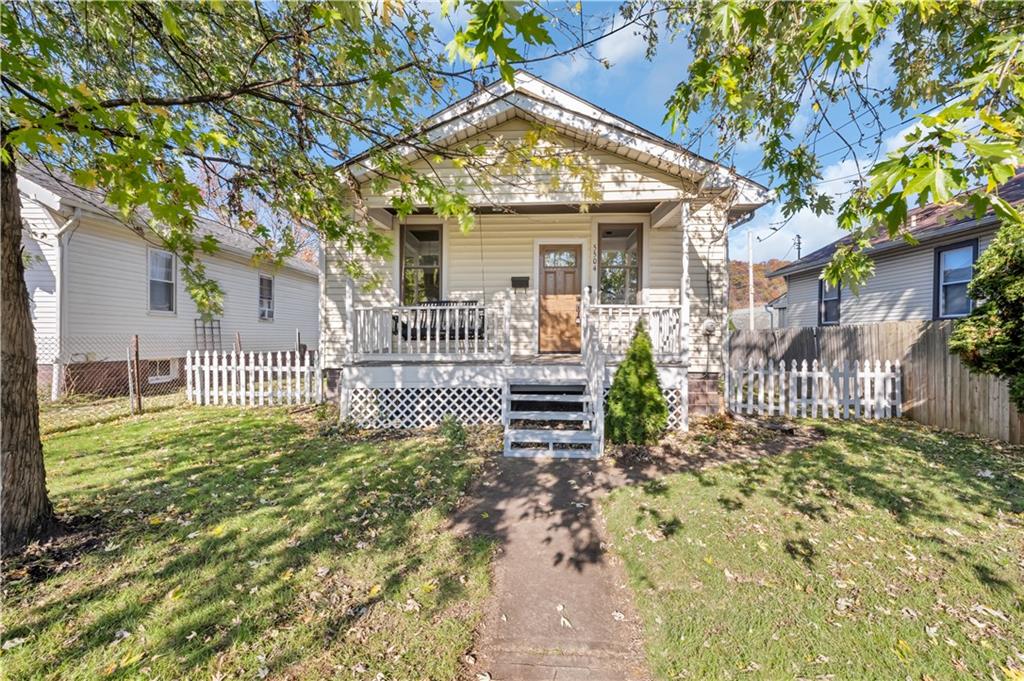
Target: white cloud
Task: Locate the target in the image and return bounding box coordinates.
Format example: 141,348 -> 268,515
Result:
594,24 -> 647,65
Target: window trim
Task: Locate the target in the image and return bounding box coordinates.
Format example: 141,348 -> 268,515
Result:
933,238 -> 979,320
147,358 -> 177,385
399,224 -> 443,304
147,247 -> 176,315
258,274 -> 275,321
818,279 -> 841,326
597,223 -> 643,305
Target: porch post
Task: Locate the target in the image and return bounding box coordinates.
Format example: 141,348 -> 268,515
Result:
503,291 -> 512,364
679,199 -> 691,431
343,277 -> 355,364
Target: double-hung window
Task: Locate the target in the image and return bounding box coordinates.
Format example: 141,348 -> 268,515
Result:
818,280 -> 840,325
401,225 -> 442,304
935,241 -> 977,318
259,275 -> 274,320
598,224 -> 641,304
148,249 -> 175,313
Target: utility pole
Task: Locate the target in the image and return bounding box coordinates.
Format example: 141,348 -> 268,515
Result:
747,230 -> 755,329
794,234 -> 802,260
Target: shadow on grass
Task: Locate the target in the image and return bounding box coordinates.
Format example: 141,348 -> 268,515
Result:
5,408 -> 492,679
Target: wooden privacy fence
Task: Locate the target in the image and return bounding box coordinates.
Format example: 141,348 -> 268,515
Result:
729,321 -> 1023,444
186,350 -> 323,406
728,359 -> 901,419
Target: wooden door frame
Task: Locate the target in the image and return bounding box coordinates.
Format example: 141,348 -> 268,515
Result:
534,238 -> 588,354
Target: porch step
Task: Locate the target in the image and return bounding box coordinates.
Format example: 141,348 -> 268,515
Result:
503,379 -> 602,458
503,447 -> 599,460
507,410 -> 589,421
508,393 -> 588,403
505,428 -> 597,444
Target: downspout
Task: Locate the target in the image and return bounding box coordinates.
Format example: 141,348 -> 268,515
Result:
50,207 -> 80,401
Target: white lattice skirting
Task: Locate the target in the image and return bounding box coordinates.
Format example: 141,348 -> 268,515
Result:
348,386 -> 685,430
348,387 -> 503,429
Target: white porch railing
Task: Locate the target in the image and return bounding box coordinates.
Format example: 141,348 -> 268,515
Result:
351,301 -> 511,361
588,304 -> 684,359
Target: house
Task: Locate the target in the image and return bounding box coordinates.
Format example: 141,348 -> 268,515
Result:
17,161 -> 320,399
769,171 -> 1023,328
730,305 -> 779,330
321,71 -> 769,456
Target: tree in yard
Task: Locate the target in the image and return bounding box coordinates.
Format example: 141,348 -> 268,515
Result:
639,0 -> 1023,406
1,0 -> 635,552
606,322 -> 668,446
948,218 -> 1024,410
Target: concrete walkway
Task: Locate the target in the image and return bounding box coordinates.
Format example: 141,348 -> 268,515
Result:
452,458 -> 650,681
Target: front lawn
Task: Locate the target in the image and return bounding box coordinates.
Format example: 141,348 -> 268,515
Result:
1,407 -> 492,680
604,420 -> 1023,680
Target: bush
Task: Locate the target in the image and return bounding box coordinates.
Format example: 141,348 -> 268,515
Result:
439,414 -> 467,448
606,322 -> 669,445
949,215 -> 1024,410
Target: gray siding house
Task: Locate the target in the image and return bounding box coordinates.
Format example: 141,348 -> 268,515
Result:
770,172 -> 1022,327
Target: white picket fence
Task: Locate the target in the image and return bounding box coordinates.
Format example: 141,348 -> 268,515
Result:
186,350 -> 323,406
727,359 -> 902,419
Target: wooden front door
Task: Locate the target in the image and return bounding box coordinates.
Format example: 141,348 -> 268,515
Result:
539,244 -> 582,353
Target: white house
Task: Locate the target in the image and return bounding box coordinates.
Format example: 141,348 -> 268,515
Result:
18,161 -> 320,399
321,72 -> 769,456
770,171 -> 1023,328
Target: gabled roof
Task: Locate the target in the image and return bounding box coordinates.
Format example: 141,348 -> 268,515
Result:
348,70 -> 770,213
16,159 -> 318,277
770,171 -> 1024,278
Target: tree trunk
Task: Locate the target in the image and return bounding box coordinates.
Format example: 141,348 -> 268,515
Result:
1,149 -> 56,554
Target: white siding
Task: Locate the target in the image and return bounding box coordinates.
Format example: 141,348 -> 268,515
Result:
368,118 -> 688,207
20,198 -> 61,361
61,216 -> 319,359
782,227 -> 996,327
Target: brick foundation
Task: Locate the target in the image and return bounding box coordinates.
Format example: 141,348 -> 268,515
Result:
60,359 -> 186,397
688,374 -> 723,417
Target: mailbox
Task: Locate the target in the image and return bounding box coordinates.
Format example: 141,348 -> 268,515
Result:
511,276 -> 530,290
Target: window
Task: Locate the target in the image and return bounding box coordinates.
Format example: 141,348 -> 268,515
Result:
148,249 -> 175,312
818,280 -> 840,325
259,275 -> 274,320
598,225 -> 641,304
148,359 -> 177,384
934,241 -> 977,319
401,225 -> 441,304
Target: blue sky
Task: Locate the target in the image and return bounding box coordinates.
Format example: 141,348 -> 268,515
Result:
426,1 -> 921,264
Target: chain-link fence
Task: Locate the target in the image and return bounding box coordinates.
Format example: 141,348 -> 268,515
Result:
35,332 -> 315,432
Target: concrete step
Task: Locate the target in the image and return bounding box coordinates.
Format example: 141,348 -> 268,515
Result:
507,410 -> 590,421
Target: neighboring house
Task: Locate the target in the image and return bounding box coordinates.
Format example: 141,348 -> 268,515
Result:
321,71 -> 769,455
770,171 -> 1024,328
765,292 -> 787,327
17,162 -> 320,398
730,306 -> 777,330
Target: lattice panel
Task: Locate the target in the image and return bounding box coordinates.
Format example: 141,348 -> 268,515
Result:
348,387 -> 502,429
602,387 -> 685,430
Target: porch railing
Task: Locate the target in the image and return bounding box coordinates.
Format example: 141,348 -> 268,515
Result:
351,301 -> 511,361
588,304 -> 684,359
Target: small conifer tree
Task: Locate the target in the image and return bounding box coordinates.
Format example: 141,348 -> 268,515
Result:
606,322 -> 669,445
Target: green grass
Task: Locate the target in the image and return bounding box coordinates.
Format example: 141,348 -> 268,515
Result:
604,420 -> 1024,680
2,406 -> 492,680
38,391 -> 186,435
